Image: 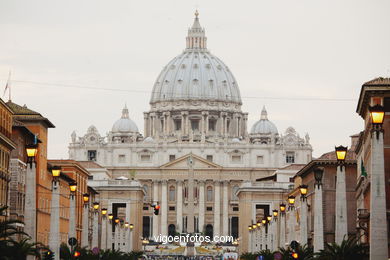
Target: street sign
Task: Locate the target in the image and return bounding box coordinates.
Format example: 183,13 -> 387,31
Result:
68,237 -> 77,247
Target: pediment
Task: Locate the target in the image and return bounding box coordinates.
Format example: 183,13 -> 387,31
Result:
160,153 -> 222,169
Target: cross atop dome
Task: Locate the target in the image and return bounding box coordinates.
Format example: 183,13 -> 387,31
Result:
121,104 -> 129,119
186,11 -> 207,50
260,106 -> 268,120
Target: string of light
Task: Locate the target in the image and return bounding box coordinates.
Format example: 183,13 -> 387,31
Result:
1,79 -> 356,102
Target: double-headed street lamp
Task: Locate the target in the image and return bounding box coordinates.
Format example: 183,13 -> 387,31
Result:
368,104 -> 387,260
49,166 -> 61,260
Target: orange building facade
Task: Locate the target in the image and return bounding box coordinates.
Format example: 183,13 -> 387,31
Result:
48,160 -> 90,244
0,98 -> 15,221
6,101 -> 55,244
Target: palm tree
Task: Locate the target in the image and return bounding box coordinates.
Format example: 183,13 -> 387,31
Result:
316,236 -> 368,260
277,244 -> 313,260
0,206 -> 27,240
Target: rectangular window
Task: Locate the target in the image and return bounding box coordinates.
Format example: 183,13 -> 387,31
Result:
206,207 -> 213,211
174,119 -> 182,131
118,154 -> 125,163
286,152 -> 295,163
169,206 -> 175,211
233,207 -> 239,212
141,154 -> 151,162
232,155 -> 242,163
256,155 -> 264,164
143,206 -> 149,211
191,120 -> 199,131
208,119 -> 216,131
169,155 -> 176,161
206,155 -> 213,162
88,150 -> 96,161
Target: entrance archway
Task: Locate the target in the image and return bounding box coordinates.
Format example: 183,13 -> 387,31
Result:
205,224 -> 213,238
168,224 -> 176,237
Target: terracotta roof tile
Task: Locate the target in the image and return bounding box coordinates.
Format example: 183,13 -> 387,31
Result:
363,77 -> 390,86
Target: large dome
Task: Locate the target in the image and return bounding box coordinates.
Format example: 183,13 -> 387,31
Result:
112,105 -> 139,133
250,107 -> 278,135
150,13 -> 242,105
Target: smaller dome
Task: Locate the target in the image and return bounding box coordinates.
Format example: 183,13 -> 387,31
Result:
231,138 -> 241,143
143,136 -> 155,143
112,105 -> 139,133
250,107 -> 278,135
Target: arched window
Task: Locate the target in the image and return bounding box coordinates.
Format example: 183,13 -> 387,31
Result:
207,186 -> 213,202
231,185 -> 239,200
143,185 -> 148,196
169,186 -> 175,201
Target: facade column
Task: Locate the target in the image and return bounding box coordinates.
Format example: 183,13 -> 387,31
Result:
300,199 -> 308,245
181,112 -> 185,136
49,180 -> 60,260
198,181 -> 205,233
222,181 -> 229,236
69,192 -> 76,240
81,202 -> 89,248
213,181 -> 221,237
161,180 -> 168,236
92,209 -> 99,249
314,185 -> 324,252
152,181 -> 159,237
143,112 -> 149,137
335,164 -> 348,244
176,180 -> 183,233
370,131 -> 388,260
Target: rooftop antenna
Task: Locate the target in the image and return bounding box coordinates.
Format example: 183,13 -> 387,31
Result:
2,70 -> 11,101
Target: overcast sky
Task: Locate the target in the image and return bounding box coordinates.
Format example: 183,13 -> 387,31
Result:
0,0 -> 389,159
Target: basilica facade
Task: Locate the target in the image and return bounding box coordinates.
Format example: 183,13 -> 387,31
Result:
68,13 -> 312,244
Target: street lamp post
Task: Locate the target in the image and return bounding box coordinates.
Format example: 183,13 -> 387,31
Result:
252,223 -> 257,252
248,225 -> 252,252
335,145 -> 348,244
279,203 -> 286,248
107,214 -> 113,250
24,144 -> 38,251
287,196 -> 295,243
101,208 -> 107,250
92,202 -> 100,249
69,182 -> 77,240
313,167 -> 324,252
266,215 -> 272,250
368,104 -> 388,260
299,185 -> 308,245
114,218 -> 120,250
49,166 -> 61,260
129,224 -> 134,252
272,210 -> 278,250
81,193 -> 90,248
